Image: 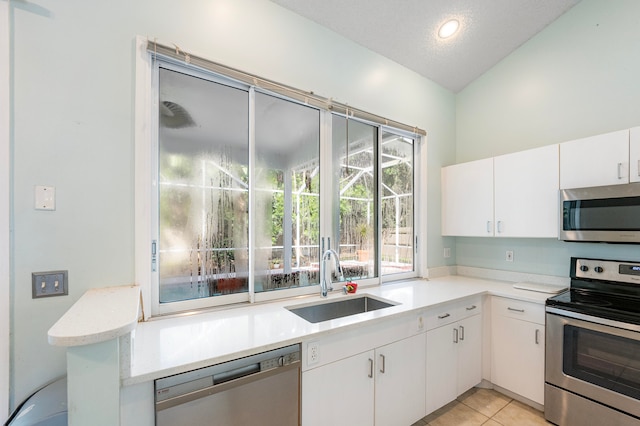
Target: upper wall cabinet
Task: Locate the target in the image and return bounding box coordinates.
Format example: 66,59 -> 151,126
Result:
494,145 -> 559,238
631,127 -> 640,183
441,158 -> 494,237
441,145 -> 559,238
559,129 -> 631,189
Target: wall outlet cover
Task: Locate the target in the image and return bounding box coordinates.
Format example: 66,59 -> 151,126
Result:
35,185 -> 56,210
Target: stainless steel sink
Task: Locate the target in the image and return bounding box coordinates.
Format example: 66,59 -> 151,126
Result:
286,296 -> 397,323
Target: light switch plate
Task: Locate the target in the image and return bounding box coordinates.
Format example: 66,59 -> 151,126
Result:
35,185 -> 56,210
32,270 -> 68,298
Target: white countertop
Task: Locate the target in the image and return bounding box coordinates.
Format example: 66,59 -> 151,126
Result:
125,275 -> 557,385
48,285 -> 140,347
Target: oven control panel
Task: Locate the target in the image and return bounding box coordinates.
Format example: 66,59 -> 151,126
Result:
574,258 -> 640,284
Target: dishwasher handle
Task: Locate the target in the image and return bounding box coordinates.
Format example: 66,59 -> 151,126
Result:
213,363 -> 260,385
156,360 -> 300,412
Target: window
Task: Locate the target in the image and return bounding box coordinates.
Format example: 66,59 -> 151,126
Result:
157,67 -> 249,304
332,116 -> 377,279
139,51 -> 419,316
380,130 -> 414,276
254,92 -> 321,293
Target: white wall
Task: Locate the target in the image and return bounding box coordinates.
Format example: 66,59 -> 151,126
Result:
1,2 -> 11,420
8,0 -> 456,408
454,0 -> 640,275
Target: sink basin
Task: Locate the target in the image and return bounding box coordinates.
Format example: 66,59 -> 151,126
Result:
287,295 -> 397,323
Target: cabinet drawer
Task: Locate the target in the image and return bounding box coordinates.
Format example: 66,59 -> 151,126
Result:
492,297 -> 544,324
426,298 -> 482,331
426,306 -> 458,330
458,300 -> 481,318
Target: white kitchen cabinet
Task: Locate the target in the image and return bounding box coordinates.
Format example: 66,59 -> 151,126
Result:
375,333 -> 427,426
426,299 -> 482,414
491,297 -> 545,405
631,127 -> 640,183
302,350 -> 375,426
442,145 -> 558,238
301,317 -> 426,426
441,158 -> 494,237
559,129 -> 630,189
493,145 -> 559,237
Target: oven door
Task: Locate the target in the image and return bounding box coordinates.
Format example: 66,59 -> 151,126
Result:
546,311 -> 640,418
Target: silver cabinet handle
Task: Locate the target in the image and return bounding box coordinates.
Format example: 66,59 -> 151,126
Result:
535,329 -> 540,345
459,325 -> 465,341
466,305 -> 477,311
368,358 -> 373,378
637,160 -> 640,177
497,221 -> 503,233
438,313 -> 451,319
618,162 -> 624,179
486,221 -> 492,233
453,327 -> 459,343
379,354 -> 386,374
508,307 -> 525,313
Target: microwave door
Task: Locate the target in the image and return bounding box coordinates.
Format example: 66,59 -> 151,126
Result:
560,184 -> 640,243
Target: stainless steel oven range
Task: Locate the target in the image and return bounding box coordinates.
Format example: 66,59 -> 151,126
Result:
545,257 -> 640,426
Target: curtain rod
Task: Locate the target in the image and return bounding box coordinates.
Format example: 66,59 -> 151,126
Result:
146,40 -> 426,137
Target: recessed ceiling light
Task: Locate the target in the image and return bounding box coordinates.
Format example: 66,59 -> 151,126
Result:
438,19 -> 459,39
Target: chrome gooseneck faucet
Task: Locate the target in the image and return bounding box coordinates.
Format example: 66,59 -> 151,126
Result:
320,247 -> 344,298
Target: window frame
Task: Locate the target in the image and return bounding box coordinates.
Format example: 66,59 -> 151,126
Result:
134,37 -> 421,318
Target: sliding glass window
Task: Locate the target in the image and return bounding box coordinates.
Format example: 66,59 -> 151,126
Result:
149,58 -> 416,313
254,92 -> 320,293
157,67 -> 249,304
381,131 -> 414,276
332,115 -> 378,280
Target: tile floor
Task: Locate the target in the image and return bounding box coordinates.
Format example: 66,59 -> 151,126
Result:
411,388 -> 552,426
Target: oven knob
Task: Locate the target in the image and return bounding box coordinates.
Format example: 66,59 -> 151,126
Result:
594,266 -> 604,273
579,265 -> 589,272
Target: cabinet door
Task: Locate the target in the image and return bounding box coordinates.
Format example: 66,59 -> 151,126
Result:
491,316 -> 545,404
441,158 -> 494,236
302,350 -> 375,426
375,334 -> 426,426
631,127 -> 640,183
494,145 -> 559,238
426,324 -> 457,413
560,129 -> 630,189
456,314 -> 482,395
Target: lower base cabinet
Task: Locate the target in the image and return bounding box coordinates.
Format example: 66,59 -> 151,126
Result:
302,333 -> 426,426
375,334 -> 426,426
302,350 -> 375,426
426,300 -> 482,414
491,297 -> 545,405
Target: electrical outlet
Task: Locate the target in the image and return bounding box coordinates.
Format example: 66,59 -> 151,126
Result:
506,251 -> 514,262
307,342 -> 319,365
32,270 -> 68,298
443,247 -> 451,258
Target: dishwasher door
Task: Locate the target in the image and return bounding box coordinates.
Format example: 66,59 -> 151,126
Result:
155,344 -> 300,426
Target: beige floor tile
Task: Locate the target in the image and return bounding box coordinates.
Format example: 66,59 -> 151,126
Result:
423,400 -> 460,424
410,418 -> 428,426
426,402 -> 490,426
492,400 -> 550,426
481,420 -> 503,426
458,388 -> 512,418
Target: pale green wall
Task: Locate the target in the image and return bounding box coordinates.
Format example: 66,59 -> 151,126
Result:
454,0 -> 640,276
9,0 -> 455,407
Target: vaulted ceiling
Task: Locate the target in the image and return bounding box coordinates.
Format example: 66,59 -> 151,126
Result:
269,0 -> 581,93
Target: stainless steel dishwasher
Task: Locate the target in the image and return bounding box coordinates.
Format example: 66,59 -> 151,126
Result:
154,344 -> 300,426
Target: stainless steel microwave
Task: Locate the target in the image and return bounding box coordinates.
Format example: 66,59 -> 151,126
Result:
560,183 -> 640,243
